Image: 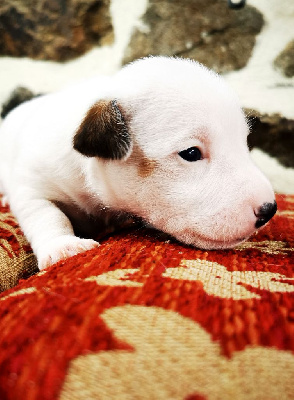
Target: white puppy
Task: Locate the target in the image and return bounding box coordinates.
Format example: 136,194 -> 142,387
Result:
0,57 -> 276,270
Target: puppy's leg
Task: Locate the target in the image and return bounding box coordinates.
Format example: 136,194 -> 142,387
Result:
10,194 -> 99,270
37,235 -> 99,270
0,195 -> 9,207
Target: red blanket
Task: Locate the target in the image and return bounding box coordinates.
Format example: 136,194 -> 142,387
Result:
0,194 -> 293,399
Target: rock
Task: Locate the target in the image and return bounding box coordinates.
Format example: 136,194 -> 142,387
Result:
0,0 -> 113,62
123,0 -> 264,73
274,40 -> 294,78
247,110 -> 294,168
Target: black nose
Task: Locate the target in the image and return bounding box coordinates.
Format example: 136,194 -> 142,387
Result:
255,201 -> 277,228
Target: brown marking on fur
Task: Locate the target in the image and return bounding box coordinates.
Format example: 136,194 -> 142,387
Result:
139,156 -> 157,178
130,145 -> 157,178
73,100 -> 131,160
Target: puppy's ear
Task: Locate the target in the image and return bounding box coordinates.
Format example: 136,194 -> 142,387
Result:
73,100 -> 132,160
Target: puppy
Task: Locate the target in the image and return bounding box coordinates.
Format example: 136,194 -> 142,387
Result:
0,57 -> 277,270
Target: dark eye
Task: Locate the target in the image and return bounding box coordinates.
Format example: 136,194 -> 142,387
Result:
178,147 -> 202,162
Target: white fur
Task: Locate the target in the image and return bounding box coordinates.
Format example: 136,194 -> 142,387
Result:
0,57 -> 275,270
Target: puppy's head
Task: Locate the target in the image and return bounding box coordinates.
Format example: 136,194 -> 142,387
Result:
74,57 -> 276,249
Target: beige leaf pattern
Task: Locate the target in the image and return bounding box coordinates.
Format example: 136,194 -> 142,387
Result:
0,287 -> 36,302
85,269 -> 143,287
163,259 -> 294,300
236,240 -> 294,255
86,258 -> 294,300
60,305 -> 294,400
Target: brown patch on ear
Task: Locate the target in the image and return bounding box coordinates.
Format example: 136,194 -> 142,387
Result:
131,145 -> 157,178
73,100 -> 131,160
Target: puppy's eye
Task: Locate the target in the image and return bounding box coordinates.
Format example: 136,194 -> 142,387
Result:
178,147 -> 202,162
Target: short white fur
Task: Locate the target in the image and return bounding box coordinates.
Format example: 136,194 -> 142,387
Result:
0,57 -> 275,270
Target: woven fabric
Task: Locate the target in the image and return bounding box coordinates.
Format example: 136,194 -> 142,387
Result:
0,194 -> 293,400
0,200 -> 38,292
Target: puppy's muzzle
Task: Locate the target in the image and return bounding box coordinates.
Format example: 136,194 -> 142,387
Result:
254,201 -> 277,228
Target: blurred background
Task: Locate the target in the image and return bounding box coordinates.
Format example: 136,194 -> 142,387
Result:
0,0 -> 293,193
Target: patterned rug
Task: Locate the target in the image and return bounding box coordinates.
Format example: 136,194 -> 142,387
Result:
0,194 -> 293,399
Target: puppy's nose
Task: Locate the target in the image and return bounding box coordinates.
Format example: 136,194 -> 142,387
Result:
255,201 -> 277,228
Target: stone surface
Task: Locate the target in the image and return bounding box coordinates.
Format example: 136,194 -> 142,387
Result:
274,40 -> 294,78
123,0 -> 264,73
0,0 -> 113,61
247,110 -> 294,168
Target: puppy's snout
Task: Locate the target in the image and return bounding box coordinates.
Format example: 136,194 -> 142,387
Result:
254,201 -> 277,228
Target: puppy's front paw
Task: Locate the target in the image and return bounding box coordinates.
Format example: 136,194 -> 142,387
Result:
37,235 -> 100,270
0,195 -> 9,207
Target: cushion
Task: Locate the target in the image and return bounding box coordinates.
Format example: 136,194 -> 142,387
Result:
0,194 -> 293,399
0,199 -> 38,292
